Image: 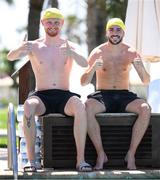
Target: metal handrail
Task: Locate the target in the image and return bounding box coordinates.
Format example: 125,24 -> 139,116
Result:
8,103 -> 18,180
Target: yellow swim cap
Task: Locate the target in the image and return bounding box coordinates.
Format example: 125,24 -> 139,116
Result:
106,18 -> 125,31
41,8 -> 64,20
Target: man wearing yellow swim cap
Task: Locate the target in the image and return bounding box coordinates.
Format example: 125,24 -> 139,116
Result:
41,7 -> 64,20
106,18 -> 125,45
7,7 -> 92,172
81,17 -> 150,170
40,8 -> 64,37
106,18 -> 125,31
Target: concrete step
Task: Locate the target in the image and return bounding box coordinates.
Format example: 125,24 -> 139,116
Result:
1,148 -> 160,179
1,169 -> 160,179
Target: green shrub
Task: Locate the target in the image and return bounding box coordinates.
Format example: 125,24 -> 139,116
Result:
0,108 -> 8,129
0,107 -> 18,147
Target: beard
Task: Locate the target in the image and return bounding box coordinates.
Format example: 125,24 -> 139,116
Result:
45,28 -> 59,37
108,35 -> 123,45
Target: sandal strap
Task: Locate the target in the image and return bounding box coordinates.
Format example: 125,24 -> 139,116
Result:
24,162 -> 37,172
77,161 -> 92,171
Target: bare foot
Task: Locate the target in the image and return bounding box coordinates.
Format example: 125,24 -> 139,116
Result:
125,152 -> 136,170
94,152 -> 108,170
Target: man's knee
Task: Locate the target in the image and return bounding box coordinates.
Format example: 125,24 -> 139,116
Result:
24,98 -> 38,118
85,99 -> 93,111
72,96 -> 86,113
139,103 -> 151,115
85,99 -> 99,117
65,96 -> 85,116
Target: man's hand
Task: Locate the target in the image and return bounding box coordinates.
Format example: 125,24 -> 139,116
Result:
93,57 -> 103,71
60,40 -> 72,58
60,40 -> 88,67
19,33 -> 32,58
133,57 -> 150,85
133,57 -> 142,65
7,33 -> 32,61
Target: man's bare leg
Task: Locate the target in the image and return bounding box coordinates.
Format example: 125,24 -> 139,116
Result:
23,113 -> 36,161
64,96 -> 92,171
85,99 -> 108,170
23,97 -> 45,170
125,99 -> 151,170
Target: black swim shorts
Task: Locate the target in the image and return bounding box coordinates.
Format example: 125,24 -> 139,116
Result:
87,90 -> 141,113
28,89 -> 80,116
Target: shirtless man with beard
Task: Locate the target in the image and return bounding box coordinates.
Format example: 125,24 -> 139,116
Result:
81,18 -> 151,170
7,8 -> 92,172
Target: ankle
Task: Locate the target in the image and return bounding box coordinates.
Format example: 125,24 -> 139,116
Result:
77,158 -> 85,166
97,151 -> 106,157
126,150 -> 135,160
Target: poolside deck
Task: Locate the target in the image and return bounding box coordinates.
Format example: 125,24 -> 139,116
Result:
1,148 -> 160,179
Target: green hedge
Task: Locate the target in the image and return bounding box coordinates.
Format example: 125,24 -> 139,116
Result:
0,107 -> 18,147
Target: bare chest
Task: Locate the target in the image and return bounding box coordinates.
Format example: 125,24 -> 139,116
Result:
102,55 -> 131,72
32,46 -> 70,69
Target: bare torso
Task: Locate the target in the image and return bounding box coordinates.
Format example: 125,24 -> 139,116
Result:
29,38 -> 73,91
92,43 -> 136,90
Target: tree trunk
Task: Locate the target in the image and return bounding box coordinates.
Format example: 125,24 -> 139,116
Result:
28,0 -> 44,40
87,0 -> 107,54
49,0 -> 58,7
87,0 -> 97,54
87,0 -> 107,86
